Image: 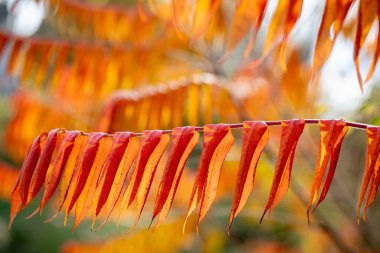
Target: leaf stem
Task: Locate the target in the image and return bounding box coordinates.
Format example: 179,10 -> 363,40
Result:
87,119 -> 370,137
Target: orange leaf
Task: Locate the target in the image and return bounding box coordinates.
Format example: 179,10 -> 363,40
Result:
151,127 -> 199,229
40,131 -> 81,213
27,129 -> 64,206
64,132 -> 107,224
95,135 -> 140,230
225,0 -> 268,56
183,124 -> 234,233
9,132 -> 47,229
364,1 -> 380,83
263,0 -> 303,66
261,119 -> 305,222
191,0 -> 222,42
307,119 -> 348,221
117,130 -> 169,231
313,0 -> 353,75
228,121 -> 268,233
353,0 -> 377,91
358,126 -> 380,222
72,135 -> 113,230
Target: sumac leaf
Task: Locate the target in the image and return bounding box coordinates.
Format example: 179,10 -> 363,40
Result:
261,119 -> 305,222
152,127 -> 199,229
228,121 -> 268,233
183,124 -> 234,233
358,126 -> 380,222
307,119 -> 348,221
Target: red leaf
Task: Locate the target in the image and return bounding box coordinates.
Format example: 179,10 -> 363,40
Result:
358,126 -> 380,222
19,133 -> 48,206
9,132 -> 47,229
72,135 -> 113,230
261,119 -> 305,222
28,129 -> 64,205
307,119 -> 348,220
151,127 -> 199,229
118,130 -> 169,231
95,135 -> 140,230
228,121 -> 268,233
40,131 -> 81,212
183,124 -> 234,233
64,132 -> 107,222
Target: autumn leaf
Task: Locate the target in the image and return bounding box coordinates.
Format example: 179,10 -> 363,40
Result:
312,0 -> 353,76
307,119 -> 348,221
151,127 -> 199,229
117,130 -> 170,231
357,126 -> 380,222
260,119 -> 305,222
94,133 -> 140,230
40,131 -> 81,213
183,124 -> 234,233
9,132 -> 47,229
263,0 -> 303,70
354,0 -> 378,91
228,121 -> 268,234
225,0 -> 268,57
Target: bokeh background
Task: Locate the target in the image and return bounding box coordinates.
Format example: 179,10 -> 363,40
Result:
0,0 -> 380,252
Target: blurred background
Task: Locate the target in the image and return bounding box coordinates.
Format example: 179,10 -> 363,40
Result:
0,0 -> 379,252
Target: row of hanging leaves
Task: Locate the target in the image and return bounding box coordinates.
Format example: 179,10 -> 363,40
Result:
40,0 -> 380,90
138,0 -> 380,91
97,75 -> 241,133
47,0 -> 180,44
9,119 -> 380,233
0,29 -> 190,100
5,75 -> 240,161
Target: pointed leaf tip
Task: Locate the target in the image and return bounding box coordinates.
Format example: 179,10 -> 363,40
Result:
261,119 -> 305,222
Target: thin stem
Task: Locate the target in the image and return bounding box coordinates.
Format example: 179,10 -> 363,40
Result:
77,119 -> 371,137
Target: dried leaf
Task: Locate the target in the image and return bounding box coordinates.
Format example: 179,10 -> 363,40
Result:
261,119 -> 305,222
183,124 -> 234,233
228,121 -> 268,233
